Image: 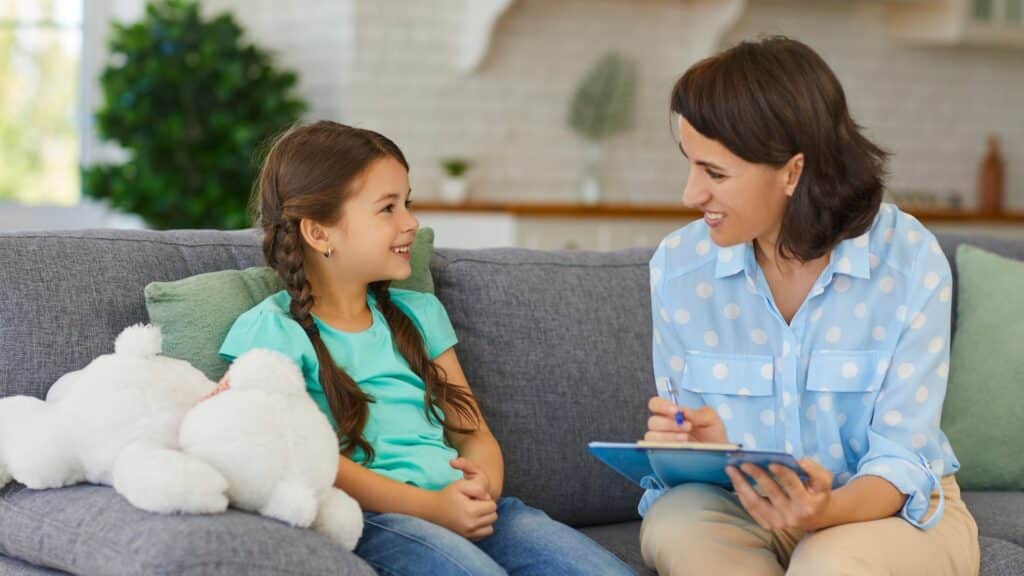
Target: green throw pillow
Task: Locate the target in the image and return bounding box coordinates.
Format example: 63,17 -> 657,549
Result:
942,244 -> 1024,490
145,227 -> 436,380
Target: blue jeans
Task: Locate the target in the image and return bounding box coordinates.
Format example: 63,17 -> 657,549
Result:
354,497 -> 636,575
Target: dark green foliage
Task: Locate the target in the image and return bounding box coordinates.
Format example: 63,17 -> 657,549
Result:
83,0 -> 306,229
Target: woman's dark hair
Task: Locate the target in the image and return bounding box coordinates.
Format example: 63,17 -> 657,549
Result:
670,36 -> 888,261
254,121 -> 480,462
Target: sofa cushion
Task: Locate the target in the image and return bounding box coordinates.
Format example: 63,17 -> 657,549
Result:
580,521 -> 648,574
0,230 -> 265,399
144,228 -> 436,380
942,245 -> 1024,490
0,554 -> 69,575
979,537 -> 1024,576
936,232 -> 1024,335
962,491 -> 1024,548
431,247 -> 654,527
0,483 -> 374,576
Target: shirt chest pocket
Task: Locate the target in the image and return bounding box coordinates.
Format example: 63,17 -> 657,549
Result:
680,352 -> 775,433
806,350 -> 888,463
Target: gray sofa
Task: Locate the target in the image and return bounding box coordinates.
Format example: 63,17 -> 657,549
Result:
0,228 -> 1021,575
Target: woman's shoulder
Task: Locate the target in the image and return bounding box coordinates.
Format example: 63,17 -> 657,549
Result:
650,219 -> 717,278
867,203 -> 948,277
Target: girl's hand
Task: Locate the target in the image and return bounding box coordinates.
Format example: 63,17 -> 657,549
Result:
428,480 -> 498,541
645,396 -> 728,445
725,458 -> 834,532
449,457 -> 492,501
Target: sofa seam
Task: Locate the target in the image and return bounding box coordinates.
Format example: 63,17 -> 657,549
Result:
1,234 -> 258,249
442,257 -> 647,270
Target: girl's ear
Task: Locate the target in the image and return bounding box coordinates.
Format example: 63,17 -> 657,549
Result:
299,218 -> 331,255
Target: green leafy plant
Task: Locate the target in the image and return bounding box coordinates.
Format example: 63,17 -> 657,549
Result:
568,52 -> 636,141
83,0 -> 306,229
440,158 -> 470,178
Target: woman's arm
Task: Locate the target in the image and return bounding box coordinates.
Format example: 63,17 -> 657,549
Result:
727,458 -> 908,532
810,475 -> 906,530
434,347 -> 504,500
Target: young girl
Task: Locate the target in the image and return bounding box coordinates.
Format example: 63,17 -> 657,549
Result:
219,121 -> 634,576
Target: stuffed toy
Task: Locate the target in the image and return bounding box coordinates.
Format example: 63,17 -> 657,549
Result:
180,347 -> 363,550
0,324 -> 228,513
0,324 -> 362,550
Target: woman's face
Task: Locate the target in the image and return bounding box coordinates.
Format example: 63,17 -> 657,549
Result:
677,115 -> 801,250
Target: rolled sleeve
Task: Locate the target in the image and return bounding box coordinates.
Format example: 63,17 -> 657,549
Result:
852,239 -> 952,529
853,435 -> 942,529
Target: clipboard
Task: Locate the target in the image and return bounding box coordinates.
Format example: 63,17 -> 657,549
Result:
588,440 -> 808,488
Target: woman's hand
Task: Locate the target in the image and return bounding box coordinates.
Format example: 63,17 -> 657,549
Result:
427,478 -> 498,541
645,396 -> 729,445
725,458 -> 834,532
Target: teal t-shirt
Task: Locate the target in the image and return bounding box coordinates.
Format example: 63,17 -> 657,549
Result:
219,288 -> 461,491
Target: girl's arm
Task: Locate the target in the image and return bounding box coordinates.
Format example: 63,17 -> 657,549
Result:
334,455 -> 435,516
335,455 -> 498,540
434,347 -> 505,500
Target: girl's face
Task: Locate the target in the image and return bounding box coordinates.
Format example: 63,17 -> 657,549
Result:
677,115 -> 801,250
314,157 -> 419,285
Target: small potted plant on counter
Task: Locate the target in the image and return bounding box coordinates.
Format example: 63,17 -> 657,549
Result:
439,158 -> 471,204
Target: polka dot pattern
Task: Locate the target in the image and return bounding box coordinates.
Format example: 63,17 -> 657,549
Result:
647,215 -> 956,524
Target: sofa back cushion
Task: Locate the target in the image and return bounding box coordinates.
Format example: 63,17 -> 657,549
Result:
430,247 -> 653,527
5,228 -> 1024,527
0,229 -> 264,399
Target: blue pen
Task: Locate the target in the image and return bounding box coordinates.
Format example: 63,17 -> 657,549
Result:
666,379 -> 685,426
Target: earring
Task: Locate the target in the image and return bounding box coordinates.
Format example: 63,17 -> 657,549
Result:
323,248 -> 333,258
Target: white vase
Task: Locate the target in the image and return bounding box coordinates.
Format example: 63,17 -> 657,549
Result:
580,142 -> 603,205
440,177 -> 469,204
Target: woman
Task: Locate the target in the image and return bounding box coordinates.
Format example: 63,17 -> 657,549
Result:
641,37 -> 978,575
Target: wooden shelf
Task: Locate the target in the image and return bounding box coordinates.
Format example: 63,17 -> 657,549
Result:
413,201 -> 1024,224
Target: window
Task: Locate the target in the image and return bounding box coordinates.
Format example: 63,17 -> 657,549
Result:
0,0 -> 81,205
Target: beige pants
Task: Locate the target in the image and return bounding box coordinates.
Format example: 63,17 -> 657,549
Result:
640,475 -> 979,576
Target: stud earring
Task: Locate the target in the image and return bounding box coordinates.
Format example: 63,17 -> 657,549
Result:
323,248 -> 333,258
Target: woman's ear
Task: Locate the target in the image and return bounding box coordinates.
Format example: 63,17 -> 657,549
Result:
783,153 -> 805,198
298,218 -> 331,254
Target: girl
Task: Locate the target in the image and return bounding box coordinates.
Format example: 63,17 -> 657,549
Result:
641,37 -> 979,575
219,121 -> 634,576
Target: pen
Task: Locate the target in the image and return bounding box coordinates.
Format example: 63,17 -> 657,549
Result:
666,379 -> 685,426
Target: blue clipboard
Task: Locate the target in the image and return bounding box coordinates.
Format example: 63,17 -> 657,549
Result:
588,441 -> 808,488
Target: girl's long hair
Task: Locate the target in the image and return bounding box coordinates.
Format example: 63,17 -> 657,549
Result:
254,121 -> 480,462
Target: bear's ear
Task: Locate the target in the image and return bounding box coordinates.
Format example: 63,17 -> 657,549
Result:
227,348 -> 305,395
114,324 -> 163,357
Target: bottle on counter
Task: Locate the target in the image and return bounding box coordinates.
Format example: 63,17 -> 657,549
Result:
978,134 -> 1005,215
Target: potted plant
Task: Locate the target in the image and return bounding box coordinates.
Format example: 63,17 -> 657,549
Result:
82,0 -> 307,229
568,52 -> 635,205
439,158 -> 471,204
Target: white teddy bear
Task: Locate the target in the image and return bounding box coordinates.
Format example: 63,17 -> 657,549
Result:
0,324 -> 363,550
180,346 -> 364,550
0,324 -> 228,514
